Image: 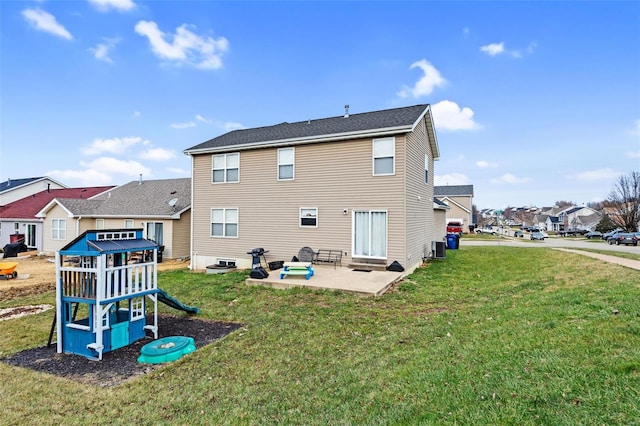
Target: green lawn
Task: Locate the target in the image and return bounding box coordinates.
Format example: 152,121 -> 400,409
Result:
1,246 -> 639,425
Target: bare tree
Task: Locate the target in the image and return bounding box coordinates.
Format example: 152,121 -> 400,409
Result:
607,171 -> 640,231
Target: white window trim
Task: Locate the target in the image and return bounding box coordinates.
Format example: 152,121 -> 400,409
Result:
52,218 -> 66,240
299,207 -> 318,228
372,137 -> 395,176
211,208 -> 239,238
212,153 -> 240,184
124,219 -> 134,229
277,147 -> 295,181
351,209 -> 388,260
131,298 -> 144,321
425,153 -> 429,184
96,219 -> 105,230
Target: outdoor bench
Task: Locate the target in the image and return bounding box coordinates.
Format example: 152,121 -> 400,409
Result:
313,249 -> 343,269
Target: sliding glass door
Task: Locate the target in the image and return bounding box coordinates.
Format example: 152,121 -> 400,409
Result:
353,210 -> 387,259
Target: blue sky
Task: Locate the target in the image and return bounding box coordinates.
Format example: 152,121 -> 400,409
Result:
1,0 -> 639,209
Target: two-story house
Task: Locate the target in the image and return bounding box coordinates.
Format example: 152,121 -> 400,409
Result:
183,104 -> 440,274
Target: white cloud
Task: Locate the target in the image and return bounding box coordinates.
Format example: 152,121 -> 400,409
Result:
134,21 -> 229,70
480,42 -> 504,56
476,160 -> 497,168
89,37 -> 120,63
88,0 -> 136,12
566,168 -> 620,181
80,157 -> 151,176
133,111 -> 141,118
462,27 -> 470,37
397,59 -> 447,98
82,136 -> 146,155
431,100 -> 480,131
47,169 -> 113,186
629,119 -> 640,136
22,8 -> 73,40
434,173 -> 470,186
140,147 -> 176,161
480,41 -> 534,58
491,173 -> 532,184
195,114 -> 212,123
171,121 -> 196,129
223,122 -> 245,131
167,167 -> 190,175
627,150 -> 640,159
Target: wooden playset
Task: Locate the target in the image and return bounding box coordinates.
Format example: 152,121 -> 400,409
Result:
55,229 -> 160,360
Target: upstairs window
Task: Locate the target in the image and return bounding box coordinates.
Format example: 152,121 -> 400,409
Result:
373,138 -> 395,176
212,153 -> 239,183
124,219 -> 134,228
425,154 -> 429,183
278,148 -> 294,180
96,219 -> 105,229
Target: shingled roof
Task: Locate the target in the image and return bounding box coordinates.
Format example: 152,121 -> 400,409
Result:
184,104 -> 439,158
0,187 -> 113,219
37,178 -> 191,218
434,185 -> 474,197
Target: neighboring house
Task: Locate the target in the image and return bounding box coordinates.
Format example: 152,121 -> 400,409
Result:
559,206 -> 600,230
183,104 -> 440,273
0,176 -> 67,206
0,186 -> 113,252
532,214 -> 549,230
36,178 -> 191,259
433,185 -> 474,233
546,216 -> 563,232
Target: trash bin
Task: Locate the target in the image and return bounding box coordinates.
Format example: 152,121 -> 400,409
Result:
446,234 -> 459,250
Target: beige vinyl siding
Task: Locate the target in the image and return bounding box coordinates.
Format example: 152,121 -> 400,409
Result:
41,204 -> 74,254
404,117 -> 435,271
170,210 -> 191,259
445,197 -> 472,233
191,137 -> 407,269
434,209 -> 447,243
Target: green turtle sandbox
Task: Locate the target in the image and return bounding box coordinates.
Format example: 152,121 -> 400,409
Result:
138,336 -> 196,364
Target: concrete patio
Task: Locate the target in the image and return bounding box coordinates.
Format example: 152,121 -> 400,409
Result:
246,264 -> 405,296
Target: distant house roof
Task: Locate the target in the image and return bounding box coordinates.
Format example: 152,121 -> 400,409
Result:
0,176 -> 67,194
434,185 -> 474,197
36,178 -> 191,218
184,104 -> 439,159
0,187 -> 113,220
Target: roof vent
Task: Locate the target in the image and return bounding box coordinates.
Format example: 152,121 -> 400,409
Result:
139,174 -> 143,185
344,104 -> 349,118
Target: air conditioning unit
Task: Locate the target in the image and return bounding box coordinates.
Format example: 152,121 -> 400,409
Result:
432,241 -> 446,259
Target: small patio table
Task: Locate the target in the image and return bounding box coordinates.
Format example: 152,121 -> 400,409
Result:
280,262 -> 314,280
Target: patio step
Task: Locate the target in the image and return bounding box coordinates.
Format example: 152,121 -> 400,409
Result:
348,262 -> 387,272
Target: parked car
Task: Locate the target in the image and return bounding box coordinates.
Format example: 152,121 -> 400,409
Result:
613,232 -> 639,246
514,230 -> 524,238
477,227 -> 499,235
584,231 -> 602,239
530,231 -> 545,241
604,230 -> 624,243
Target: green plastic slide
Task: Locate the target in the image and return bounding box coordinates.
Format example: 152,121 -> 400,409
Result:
156,288 -> 200,314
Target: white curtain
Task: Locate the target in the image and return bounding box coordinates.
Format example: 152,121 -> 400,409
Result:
371,212 -> 387,257
353,211 -> 387,258
354,211 -> 370,256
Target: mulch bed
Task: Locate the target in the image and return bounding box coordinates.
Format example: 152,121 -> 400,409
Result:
2,314 -> 243,387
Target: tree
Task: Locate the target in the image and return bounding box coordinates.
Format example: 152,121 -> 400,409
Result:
606,171 -> 640,232
595,215 -> 617,233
